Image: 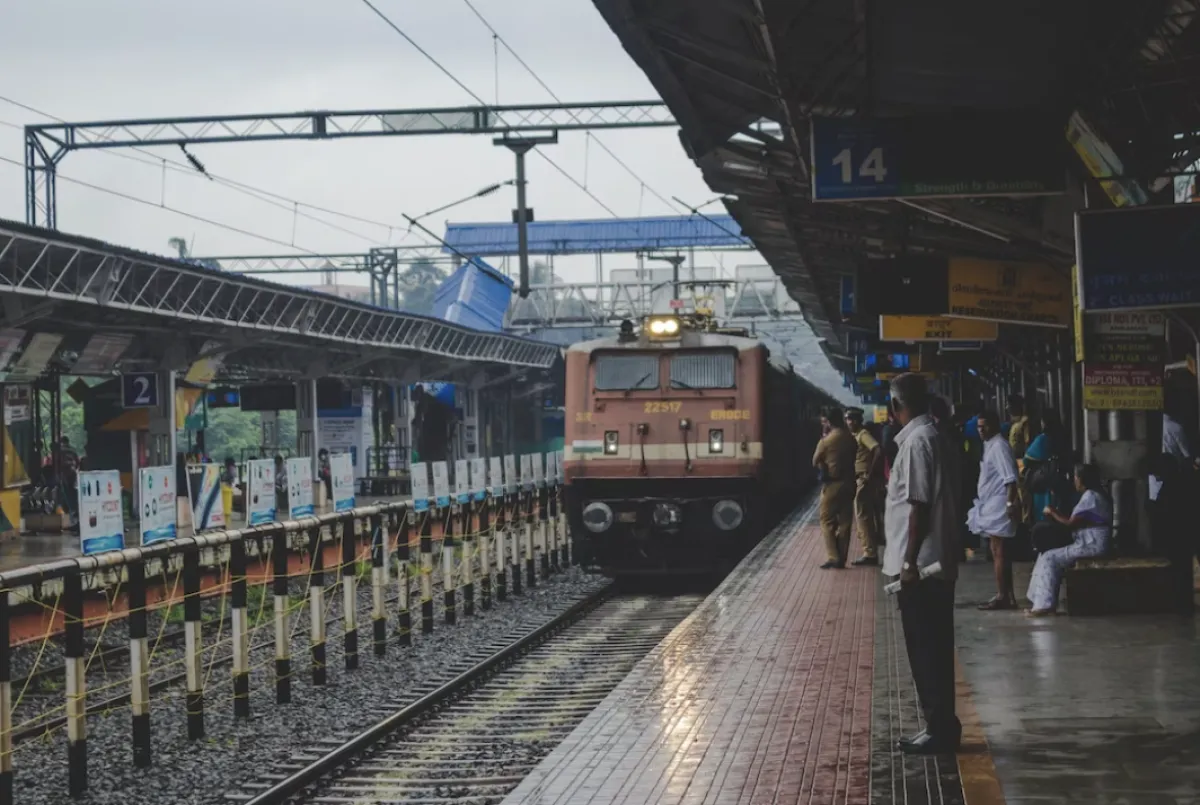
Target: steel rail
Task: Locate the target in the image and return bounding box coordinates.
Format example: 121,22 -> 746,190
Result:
240,582 -> 616,805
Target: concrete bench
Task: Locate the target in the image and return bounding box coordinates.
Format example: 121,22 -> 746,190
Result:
1065,556 -> 1178,615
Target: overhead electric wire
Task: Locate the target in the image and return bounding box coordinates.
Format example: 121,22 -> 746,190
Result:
458,0 -> 685,215
355,0 -> 653,226
0,96 -> 434,246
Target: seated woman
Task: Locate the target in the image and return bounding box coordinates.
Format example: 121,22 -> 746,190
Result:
1025,462 -> 1112,617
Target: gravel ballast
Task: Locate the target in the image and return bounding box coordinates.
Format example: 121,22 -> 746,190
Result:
8,565 -> 610,805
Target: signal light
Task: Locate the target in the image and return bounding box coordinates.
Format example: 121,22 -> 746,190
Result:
604,430 -> 619,455
709,428 -> 724,453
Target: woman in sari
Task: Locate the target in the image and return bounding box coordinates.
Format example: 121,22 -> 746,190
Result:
1025,463 -> 1112,617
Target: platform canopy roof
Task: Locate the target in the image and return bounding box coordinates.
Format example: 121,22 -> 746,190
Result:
592,0 -> 1200,354
0,219 -> 559,385
442,214 -> 751,256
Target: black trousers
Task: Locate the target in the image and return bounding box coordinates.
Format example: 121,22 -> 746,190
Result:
897,577 -> 961,740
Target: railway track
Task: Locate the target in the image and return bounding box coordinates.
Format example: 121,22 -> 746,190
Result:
228,588 -> 702,805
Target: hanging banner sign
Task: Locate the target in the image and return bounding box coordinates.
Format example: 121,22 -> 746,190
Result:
1076,204 -> 1200,311
138,465 -> 176,546
469,458 -> 487,502
879,315 -> 999,342
1072,265 -> 1085,362
432,461 -> 451,508
1082,312 -> 1166,411
7,333 -> 63,383
246,459 -> 276,526
503,455 -> 518,495
286,457 -> 314,518
73,333 -> 133,376
330,452 -> 355,512
454,459 -> 470,505
184,340 -> 224,387
411,462 -> 431,512
187,464 -> 226,532
811,114 -> 1065,202
79,469 -> 124,555
947,258 -> 1071,327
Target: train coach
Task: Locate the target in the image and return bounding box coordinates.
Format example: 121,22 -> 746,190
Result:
563,314 -> 840,576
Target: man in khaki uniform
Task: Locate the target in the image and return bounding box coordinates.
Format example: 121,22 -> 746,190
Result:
845,408 -> 883,566
813,407 -> 857,569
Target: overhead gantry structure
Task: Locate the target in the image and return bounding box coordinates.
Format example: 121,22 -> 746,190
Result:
23,100 -> 676,230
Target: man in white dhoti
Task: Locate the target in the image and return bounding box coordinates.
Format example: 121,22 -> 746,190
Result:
969,411 -> 1020,610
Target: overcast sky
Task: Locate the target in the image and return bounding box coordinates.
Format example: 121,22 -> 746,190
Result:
0,0 -> 850,400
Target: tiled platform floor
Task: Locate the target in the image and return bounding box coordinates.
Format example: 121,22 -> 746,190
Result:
503,499 -> 961,805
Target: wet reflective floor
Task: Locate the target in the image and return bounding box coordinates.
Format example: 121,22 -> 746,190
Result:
955,561 -> 1200,804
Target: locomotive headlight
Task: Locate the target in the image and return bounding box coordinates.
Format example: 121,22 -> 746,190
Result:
604,430 -> 619,454
712,499 -> 744,531
646,316 -> 681,339
582,501 -> 614,533
709,429 -> 724,453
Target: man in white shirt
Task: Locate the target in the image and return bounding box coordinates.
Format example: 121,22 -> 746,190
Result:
883,373 -> 961,755
968,410 -> 1020,610
1151,411 -> 1193,501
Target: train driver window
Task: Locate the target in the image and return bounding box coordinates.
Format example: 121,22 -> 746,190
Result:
593,354 -> 660,391
669,352 -> 736,390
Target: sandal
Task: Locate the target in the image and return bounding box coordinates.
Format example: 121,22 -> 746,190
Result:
1024,608 -> 1055,618
977,597 -> 1017,611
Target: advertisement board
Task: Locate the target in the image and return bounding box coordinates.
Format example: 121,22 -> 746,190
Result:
947,258 -> 1071,327
286,458 -> 314,518
330,452 -> 355,513
411,462 -> 431,512
79,469 -> 124,555
246,459 -> 276,526
139,465 -> 177,545
1082,311 -> 1166,411
1076,204 -> 1200,311
187,464 -> 226,532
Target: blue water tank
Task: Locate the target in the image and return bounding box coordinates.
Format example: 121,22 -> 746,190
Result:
431,258 -> 514,332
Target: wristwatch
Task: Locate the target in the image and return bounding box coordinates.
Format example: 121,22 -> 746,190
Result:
902,561 -> 913,571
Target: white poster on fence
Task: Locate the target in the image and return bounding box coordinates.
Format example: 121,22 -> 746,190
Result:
331,452 -> 355,512
487,456 -> 503,497
246,458 -> 276,525
520,454 -> 534,491
454,458 -> 470,505
287,458 -> 314,518
432,461 -> 450,508
504,454 -> 517,495
411,462 -> 431,512
556,449 -> 565,483
545,452 -> 556,487
139,465 -> 176,545
470,458 -> 486,502
187,464 -> 226,532
79,469 -> 124,555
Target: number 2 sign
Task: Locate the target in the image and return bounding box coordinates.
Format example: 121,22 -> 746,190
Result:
121,372 -> 160,409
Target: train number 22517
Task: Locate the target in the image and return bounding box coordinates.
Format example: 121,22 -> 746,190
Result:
643,401 -> 683,413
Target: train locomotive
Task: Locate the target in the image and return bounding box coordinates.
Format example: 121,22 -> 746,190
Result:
563,313 -> 840,575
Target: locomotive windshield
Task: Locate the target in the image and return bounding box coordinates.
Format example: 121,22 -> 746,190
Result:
593,353 -> 660,390
669,352 -> 736,389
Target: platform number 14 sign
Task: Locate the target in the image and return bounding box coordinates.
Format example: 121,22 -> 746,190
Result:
832,147 -> 887,184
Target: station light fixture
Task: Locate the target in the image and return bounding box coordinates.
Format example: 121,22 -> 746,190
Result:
646,315 -> 681,339
604,430 -> 619,454
709,428 -> 724,453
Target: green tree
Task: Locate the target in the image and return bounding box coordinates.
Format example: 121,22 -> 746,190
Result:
397,258 -> 447,315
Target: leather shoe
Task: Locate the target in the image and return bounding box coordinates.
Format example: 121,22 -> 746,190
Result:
851,556 -> 879,567
819,560 -> 844,569
896,729 -> 928,748
898,731 -> 959,755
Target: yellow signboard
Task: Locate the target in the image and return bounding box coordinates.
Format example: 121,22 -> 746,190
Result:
879,315 -> 999,342
873,407 -> 889,424
1081,384 -> 1163,411
947,258 -> 1071,327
